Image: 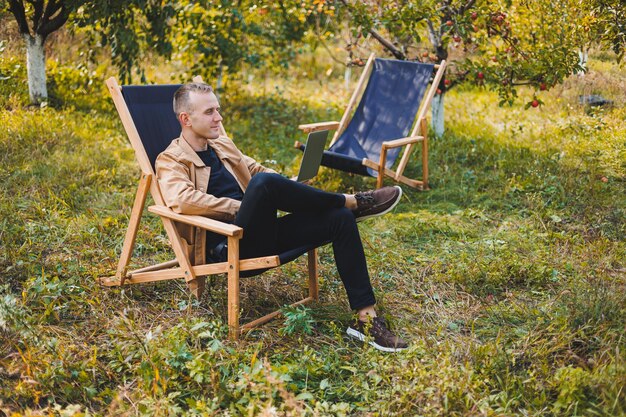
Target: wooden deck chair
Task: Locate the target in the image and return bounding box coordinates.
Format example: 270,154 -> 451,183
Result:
100,77 -> 320,340
296,54 -> 446,190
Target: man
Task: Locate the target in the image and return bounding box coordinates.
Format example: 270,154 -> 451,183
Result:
156,82 -> 408,352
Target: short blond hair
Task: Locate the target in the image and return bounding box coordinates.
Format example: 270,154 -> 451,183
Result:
173,83 -> 214,116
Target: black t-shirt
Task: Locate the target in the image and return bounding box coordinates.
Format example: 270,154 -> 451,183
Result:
197,149 -> 244,202
197,148 -> 244,251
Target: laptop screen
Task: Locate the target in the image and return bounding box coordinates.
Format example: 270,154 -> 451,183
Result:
297,130 -> 329,182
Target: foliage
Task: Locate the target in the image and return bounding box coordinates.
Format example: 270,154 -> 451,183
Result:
71,0 -> 177,83
169,0 -> 336,83
0,55 -> 29,105
0,48 -> 625,416
2,0 -> 335,99
590,0 -> 626,61
279,305 -> 315,336
337,0 -> 619,107
0,53 -> 110,110
4,0 -> 74,41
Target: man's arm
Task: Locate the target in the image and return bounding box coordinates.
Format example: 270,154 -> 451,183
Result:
156,152 -> 240,222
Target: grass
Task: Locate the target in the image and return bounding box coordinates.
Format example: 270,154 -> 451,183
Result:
0,49 -> 624,416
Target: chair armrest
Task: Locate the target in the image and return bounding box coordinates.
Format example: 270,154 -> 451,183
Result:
382,136 -> 425,149
148,205 -> 243,237
298,121 -> 340,133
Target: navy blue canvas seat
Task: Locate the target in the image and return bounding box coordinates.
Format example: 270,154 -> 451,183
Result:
103,78 -> 322,339
298,55 -> 446,189
121,85 -> 182,171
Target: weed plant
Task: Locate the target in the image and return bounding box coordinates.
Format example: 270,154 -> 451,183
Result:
0,50 -> 624,416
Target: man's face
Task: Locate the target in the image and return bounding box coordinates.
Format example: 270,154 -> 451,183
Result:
184,91 -> 223,140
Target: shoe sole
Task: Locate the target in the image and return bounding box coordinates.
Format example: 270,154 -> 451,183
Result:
355,186 -> 403,223
346,327 -> 408,353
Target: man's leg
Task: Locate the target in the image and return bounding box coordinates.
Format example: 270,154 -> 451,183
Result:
274,209 -> 408,352
233,173 -> 374,308
274,208 -> 376,311
238,173 -> 345,215
232,173 -> 408,352
234,173 -> 345,257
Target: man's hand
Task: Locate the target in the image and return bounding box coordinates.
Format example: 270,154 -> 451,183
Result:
289,175 -> 312,185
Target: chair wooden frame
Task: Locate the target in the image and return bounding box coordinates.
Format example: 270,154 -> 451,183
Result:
100,77 -> 319,340
297,54 -> 447,190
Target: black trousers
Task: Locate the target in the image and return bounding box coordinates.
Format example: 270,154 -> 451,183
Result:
215,173 -> 376,311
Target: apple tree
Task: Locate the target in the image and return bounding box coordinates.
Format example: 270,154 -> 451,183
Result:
2,0 -> 334,104
589,0 -> 626,61
169,0 -> 336,89
335,0 -> 598,136
4,0 -> 76,104
1,0 -> 175,104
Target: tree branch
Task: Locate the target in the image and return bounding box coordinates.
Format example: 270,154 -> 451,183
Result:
459,0 -> 477,15
7,0 -> 31,35
29,0 -> 44,31
426,18 -> 440,49
41,0 -> 63,26
319,37 -> 350,65
337,0 -> 405,60
38,2 -> 69,38
370,29 -> 406,59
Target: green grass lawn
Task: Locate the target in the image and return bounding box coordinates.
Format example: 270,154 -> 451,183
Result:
0,53 -> 624,416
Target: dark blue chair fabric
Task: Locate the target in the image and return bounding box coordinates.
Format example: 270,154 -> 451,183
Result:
122,84 -> 315,276
122,85 -> 182,171
321,59 -> 434,176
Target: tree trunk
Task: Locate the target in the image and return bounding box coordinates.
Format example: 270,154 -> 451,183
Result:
578,49 -> 588,75
215,63 -> 224,98
431,92 -> 444,138
24,33 -> 47,104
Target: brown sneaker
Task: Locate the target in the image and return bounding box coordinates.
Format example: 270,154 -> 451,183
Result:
353,186 -> 402,222
346,317 -> 408,352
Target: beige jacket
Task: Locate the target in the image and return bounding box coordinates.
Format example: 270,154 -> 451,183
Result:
155,135 -> 276,264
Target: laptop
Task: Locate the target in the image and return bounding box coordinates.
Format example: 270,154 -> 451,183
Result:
296,130 -> 329,182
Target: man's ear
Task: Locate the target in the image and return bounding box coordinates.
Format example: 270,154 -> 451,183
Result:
179,112 -> 191,127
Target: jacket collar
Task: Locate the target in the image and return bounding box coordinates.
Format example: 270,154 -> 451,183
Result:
176,134 -> 241,167
209,137 -> 238,163
177,135 -> 206,167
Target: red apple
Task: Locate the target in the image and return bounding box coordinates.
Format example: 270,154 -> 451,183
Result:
446,20 -> 453,27
471,12 -> 478,20
436,88 -> 442,95
531,99 -> 539,108
477,72 -> 484,79
540,83 -> 547,91
444,79 -> 451,86
453,35 -> 462,42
